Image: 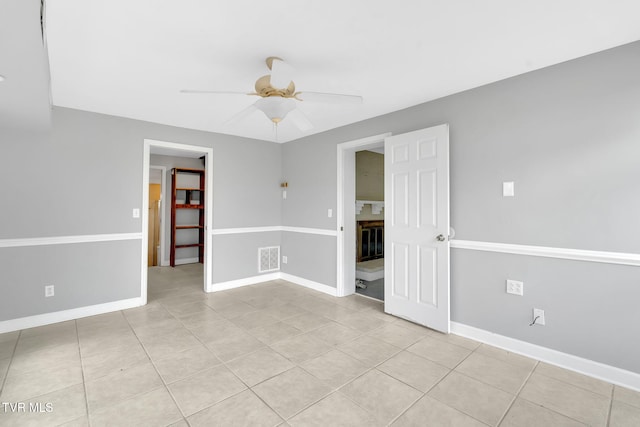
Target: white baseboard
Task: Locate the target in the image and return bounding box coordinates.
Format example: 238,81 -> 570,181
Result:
207,273 -> 281,293
451,322 -> 640,392
208,272 -> 338,297
279,273 -> 338,297
0,297 -> 143,334
174,257 -> 199,266
356,270 -> 384,281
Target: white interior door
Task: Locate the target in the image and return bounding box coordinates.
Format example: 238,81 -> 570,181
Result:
384,124 -> 450,333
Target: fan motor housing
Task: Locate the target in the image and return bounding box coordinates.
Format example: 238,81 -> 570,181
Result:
255,75 -> 296,98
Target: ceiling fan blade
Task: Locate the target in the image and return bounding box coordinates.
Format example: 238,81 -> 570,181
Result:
296,91 -> 363,104
222,103 -> 259,126
180,89 -> 250,95
287,108 -> 314,132
270,58 -> 295,89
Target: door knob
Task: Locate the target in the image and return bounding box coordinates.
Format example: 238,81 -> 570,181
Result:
436,234 -> 446,242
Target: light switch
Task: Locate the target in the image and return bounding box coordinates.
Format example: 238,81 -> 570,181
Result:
132,208 -> 140,218
503,182 -> 515,197
327,209 -> 333,218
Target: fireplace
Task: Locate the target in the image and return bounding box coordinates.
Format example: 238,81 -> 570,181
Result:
357,220 -> 384,262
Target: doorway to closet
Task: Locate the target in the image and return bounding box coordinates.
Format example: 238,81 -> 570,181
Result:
141,139 -> 213,305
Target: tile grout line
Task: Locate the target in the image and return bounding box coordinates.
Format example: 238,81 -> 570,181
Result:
75,319 -> 93,427
121,308 -> 189,426
532,367 -> 616,398
494,359 -> 539,426
404,341 -> 492,426
0,330 -> 21,398
166,286 -> 398,423
378,352 -> 446,426
513,362 -> 602,426
288,353 -> 381,422
606,386 -> 615,427
159,299 -> 285,424
236,299 -> 433,423
287,333 -> 431,424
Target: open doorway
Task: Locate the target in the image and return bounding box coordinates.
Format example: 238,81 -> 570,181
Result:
336,133 -> 391,298
354,149 -> 385,300
141,139 -> 213,305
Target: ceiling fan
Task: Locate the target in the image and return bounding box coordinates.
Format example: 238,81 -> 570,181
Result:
181,57 -> 363,131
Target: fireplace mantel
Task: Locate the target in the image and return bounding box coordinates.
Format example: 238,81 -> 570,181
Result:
356,200 -> 384,215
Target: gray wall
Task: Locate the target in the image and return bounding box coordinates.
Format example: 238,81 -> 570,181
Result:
212,232 -> 281,284
280,41 -> 640,373
0,241 -> 140,321
280,232 -> 336,286
0,107 -> 282,320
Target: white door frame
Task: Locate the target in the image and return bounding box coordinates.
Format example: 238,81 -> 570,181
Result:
148,165 -> 167,266
141,139 -> 214,304
336,133 -> 391,297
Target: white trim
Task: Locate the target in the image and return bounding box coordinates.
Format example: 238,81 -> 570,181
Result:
451,322 -> 640,392
0,298 -> 143,334
142,143 -> 150,304
210,226 -> 337,236
281,226 -> 337,236
174,257 -> 200,266
280,273 -> 338,296
207,272 -> 337,296
450,239 -> 640,267
207,273 -> 281,293
212,226 -> 281,235
0,233 -> 142,248
336,133 -> 391,297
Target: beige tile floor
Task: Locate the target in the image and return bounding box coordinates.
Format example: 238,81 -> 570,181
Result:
1,264 -> 639,426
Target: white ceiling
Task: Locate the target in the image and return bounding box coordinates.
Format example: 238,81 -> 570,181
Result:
45,0 -> 640,143
0,0 -> 51,131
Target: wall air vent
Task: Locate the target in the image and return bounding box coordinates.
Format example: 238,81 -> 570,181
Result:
258,246 -> 280,273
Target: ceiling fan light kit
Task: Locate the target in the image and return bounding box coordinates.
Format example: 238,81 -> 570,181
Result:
181,56 -> 363,132
254,96 -> 296,124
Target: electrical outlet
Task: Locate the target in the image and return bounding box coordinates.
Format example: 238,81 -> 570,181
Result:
503,181 -> 515,197
327,209 -> 333,218
533,308 -> 545,326
506,280 -> 524,296
132,208 -> 140,218
282,255 -> 288,264
45,285 -> 55,297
